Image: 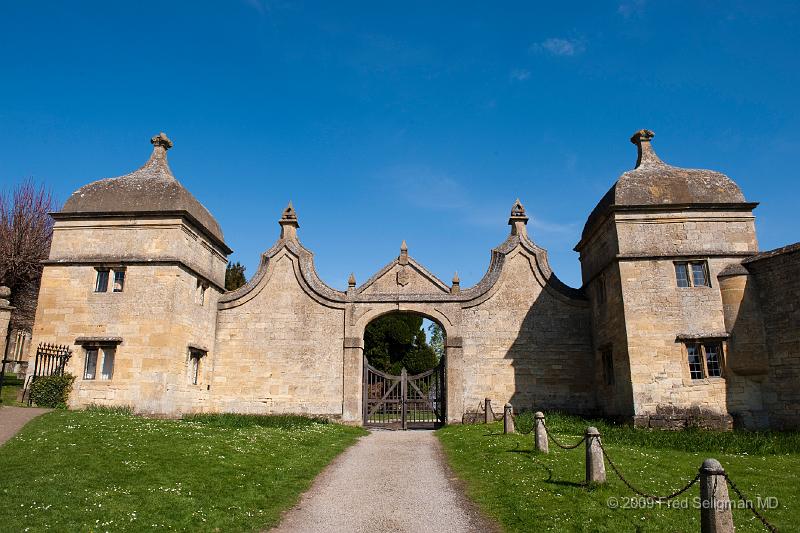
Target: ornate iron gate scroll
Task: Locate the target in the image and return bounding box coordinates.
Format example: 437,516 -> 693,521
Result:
363,357 -> 445,429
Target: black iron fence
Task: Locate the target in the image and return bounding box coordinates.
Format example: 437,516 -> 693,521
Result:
0,342 -> 73,405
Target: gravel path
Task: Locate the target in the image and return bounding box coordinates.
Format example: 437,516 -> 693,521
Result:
0,406 -> 52,446
271,429 -> 497,533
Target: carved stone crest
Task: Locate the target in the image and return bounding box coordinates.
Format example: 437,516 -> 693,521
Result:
396,266 -> 410,287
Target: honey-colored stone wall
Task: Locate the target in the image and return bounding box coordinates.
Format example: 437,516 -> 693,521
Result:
29,263 -> 220,413
615,211 -> 758,257
461,249 -> 594,414
49,216 -> 228,287
577,205 -> 765,428
211,249 -> 345,416
611,208 -> 759,428
620,258 -> 729,414
28,216 -> 224,414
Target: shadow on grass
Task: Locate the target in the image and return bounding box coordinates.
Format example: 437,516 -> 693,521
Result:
505,443 -> 588,488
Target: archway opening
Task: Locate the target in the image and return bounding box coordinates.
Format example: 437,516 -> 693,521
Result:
362,312 -> 446,429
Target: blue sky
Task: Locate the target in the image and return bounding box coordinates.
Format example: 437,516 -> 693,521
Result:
1,1 -> 798,289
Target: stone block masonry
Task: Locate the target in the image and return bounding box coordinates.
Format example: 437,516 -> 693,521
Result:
25,130 -> 800,430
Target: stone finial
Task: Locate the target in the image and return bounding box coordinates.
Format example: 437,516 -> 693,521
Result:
279,201 -> 300,240
149,132 -> 173,162
282,201 -> 297,221
151,132 -> 173,150
630,129 -> 664,168
451,272 -> 460,294
399,240 -> 409,265
348,272 -> 356,288
508,198 -> 529,237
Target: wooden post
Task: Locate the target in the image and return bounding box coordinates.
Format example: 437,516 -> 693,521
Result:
700,458 -> 735,533
585,426 -> 606,484
534,411 -> 548,453
401,368 -> 408,430
503,403 -> 515,434
484,397 -> 492,424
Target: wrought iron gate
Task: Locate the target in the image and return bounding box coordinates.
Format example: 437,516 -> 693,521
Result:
363,357 -> 445,429
23,343 -> 72,405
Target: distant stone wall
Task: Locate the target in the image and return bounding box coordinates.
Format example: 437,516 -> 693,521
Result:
745,244 -> 800,429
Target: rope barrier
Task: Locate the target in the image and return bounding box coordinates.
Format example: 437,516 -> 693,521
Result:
724,472 -> 778,532
485,401 -> 503,422
598,440 -> 700,502
501,407 -> 779,532
509,412 -> 534,434
542,421 -> 586,449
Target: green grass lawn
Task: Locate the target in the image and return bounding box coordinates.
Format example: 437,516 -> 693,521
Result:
0,375 -> 24,406
437,413 -> 799,532
0,408 -> 366,532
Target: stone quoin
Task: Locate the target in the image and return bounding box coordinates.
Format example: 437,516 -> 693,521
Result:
25,130 -> 800,429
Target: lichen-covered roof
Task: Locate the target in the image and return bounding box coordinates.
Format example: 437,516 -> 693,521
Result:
718,262 -> 749,277
743,241 -> 800,264
580,130 -> 748,244
61,133 -> 226,246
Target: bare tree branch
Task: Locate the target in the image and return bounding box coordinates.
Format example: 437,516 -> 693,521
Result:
0,180 -> 57,330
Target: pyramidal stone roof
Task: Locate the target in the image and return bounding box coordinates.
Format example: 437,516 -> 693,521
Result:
580,129 -> 750,244
61,133 -> 227,249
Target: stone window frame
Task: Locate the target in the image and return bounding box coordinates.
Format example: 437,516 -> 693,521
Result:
112,268 -> 127,293
94,266 -> 127,293
681,340 -> 726,383
94,268 -> 110,293
78,338 -> 122,381
187,346 -> 207,386
674,260 -> 711,288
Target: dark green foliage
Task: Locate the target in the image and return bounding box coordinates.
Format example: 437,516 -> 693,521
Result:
184,413 -> 329,429
225,261 -> 247,291
543,411 -> 800,455
28,374 -> 75,408
402,345 -> 438,375
364,313 -> 439,375
514,410 -> 535,434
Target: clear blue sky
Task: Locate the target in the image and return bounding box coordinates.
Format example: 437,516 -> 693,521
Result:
1,1 -> 798,289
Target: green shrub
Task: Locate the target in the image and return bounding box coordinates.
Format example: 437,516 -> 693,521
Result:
29,374 -> 75,408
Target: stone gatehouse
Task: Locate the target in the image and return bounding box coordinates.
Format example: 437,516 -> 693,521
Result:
26,130 -> 800,429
